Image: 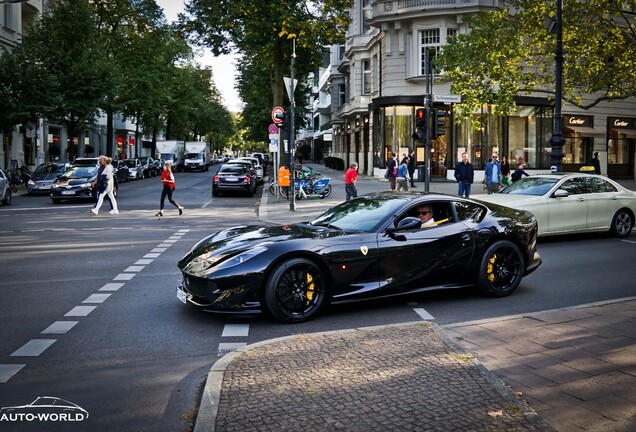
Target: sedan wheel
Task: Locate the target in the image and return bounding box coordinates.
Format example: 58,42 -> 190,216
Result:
264,258 -> 328,323
610,209 -> 633,238
2,189 -> 11,205
477,240 -> 524,297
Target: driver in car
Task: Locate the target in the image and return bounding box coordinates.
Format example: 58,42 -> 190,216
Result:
416,204 -> 436,228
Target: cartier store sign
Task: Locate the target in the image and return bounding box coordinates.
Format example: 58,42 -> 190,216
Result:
564,115 -> 593,128
608,117 -> 635,130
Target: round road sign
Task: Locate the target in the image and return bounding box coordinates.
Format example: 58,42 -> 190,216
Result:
268,124 -> 278,134
272,106 -> 285,123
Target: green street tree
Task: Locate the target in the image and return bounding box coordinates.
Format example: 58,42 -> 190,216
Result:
438,0 -> 636,119
180,0 -> 349,137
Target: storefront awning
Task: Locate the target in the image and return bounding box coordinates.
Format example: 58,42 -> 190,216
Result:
564,126 -> 605,137
611,128 -> 636,138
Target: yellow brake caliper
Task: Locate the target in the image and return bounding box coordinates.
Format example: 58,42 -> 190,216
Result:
305,273 -> 315,305
487,254 -> 497,282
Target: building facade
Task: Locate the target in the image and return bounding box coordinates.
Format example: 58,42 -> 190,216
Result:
323,0 -> 636,180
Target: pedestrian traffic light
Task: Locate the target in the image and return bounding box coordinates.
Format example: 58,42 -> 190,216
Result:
274,111 -> 286,129
432,109 -> 446,137
415,108 -> 427,130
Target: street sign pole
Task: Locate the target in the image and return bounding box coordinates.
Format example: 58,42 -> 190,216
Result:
289,39 -> 297,212
424,48 -> 432,193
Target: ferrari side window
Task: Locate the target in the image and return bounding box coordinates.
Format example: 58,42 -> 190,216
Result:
454,201 -> 485,223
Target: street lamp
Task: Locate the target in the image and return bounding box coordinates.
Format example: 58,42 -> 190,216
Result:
548,0 -> 564,172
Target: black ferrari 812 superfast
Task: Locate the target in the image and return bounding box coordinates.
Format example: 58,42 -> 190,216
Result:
177,192 -> 541,323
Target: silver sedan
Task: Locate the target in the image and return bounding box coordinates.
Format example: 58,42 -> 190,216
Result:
478,173 -> 636,238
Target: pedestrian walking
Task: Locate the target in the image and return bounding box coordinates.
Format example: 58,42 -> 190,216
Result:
345,162 -> 358,201
396,156 -> 410,192
483,153 -> 502,194
408,149 -> 417,188
501,156 -> 511,186
511,163 -> 530,182
91,156 -> 119,215
156,163 -> 184,217
385,152 -> 397,192
590,152 -> 601,174
454,152 -> 474,198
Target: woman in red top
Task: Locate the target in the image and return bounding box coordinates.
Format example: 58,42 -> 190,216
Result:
156,163 -> 184,217
345,162 -> 358,201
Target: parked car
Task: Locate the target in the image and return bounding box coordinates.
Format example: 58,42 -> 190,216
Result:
226,159 -> 257,181
111,160 -> 130,183
478,173 -> 636,238
141,156 -> 160,177
26,162 -> 72,195
177,192 -> 542,323
212,164 -> 256,197
50,163 -> 118,204
213,154 -> 226,164
236,157 -> 264,183
0,168 -> 12,205
123,158 -> 144,180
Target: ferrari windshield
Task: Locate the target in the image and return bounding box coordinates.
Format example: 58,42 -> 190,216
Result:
499,177 -> 558,196
310,195 -> 409,232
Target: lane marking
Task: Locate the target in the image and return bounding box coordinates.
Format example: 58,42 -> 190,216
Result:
222,324 -> 250,337
135,259 -> 154,265
41,321 -> 79,334
99,282 -> 125,291
151,248 -> 168,253
144,253 -> 161,259
65,306 -> 97,317
158,243 -> 173,248
0,365 -> 26,383
114,273 -> 135,281
124,265 -> 145,272
83,294 -> 112,304
11,339 -> 56,357
218,343 -> 247,353
413,308 -> 435,320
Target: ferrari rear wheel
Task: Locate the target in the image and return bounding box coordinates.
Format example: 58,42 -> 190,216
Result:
477,240 -> 524,297
264,258 -> 328,323
610,209 -> 633,238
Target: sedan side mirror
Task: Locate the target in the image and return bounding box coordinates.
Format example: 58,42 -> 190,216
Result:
387,216 -> 421,234
553,189 -> 569,198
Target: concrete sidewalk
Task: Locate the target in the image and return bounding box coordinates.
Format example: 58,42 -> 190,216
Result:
194,163 -> 636,432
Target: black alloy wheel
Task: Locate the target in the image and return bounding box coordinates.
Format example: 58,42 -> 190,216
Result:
2,189 -> 11,205
477,240 -> 524,297
610,209 -> 634,238
264,258 -> 328,323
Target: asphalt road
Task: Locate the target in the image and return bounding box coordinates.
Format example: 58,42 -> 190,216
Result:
0,167 -> 634,431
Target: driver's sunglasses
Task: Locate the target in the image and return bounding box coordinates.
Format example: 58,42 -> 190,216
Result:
418,211 -> 431,215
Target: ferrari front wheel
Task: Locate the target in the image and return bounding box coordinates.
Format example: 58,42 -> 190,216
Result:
264,258 -> 328,323
477,240 -> 524,297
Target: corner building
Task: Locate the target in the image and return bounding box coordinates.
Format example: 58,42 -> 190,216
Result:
327,0 -> 636,180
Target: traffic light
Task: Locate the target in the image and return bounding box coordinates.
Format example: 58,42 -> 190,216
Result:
432,109 -> 446,137
414,108 -> 427,140
274,111 -> 286,129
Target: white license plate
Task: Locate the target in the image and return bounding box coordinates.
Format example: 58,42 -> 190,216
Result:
61,190 -> 75,195
177,287 -> 187,304
224,176 -> 238,182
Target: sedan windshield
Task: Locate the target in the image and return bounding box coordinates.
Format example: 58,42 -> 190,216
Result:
62,166 -> 97,178
35,163 -> 62,174
310,195 -> 409,232
499,177 -> 558,196
123,160 -> 138,168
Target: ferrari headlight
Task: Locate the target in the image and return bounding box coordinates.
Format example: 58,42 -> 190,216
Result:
214,246 -> 268,271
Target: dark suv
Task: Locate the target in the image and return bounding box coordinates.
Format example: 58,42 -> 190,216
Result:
50,158 -> 118,204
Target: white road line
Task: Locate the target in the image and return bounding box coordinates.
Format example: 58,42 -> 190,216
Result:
621,239 -> 636,244
11,339 -> 56,357
41,321 -> 79,334
135,259 -> 154,265
114,273 -> 135,281
0,365 -> 26,383
83,294 -> 112,304
413,308 -> 435,320
124,266 -> 145,272
158,243 -> 173,248
218,343 -> 247,353
151,248 -> 168,253
163,239 -> 178,243
222,324 -> 250,338
144,253 -> 161,259
99,282 -> 125,291
65,306 -> 97,317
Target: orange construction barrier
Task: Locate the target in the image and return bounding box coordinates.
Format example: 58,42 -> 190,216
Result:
278,166 -> 290,187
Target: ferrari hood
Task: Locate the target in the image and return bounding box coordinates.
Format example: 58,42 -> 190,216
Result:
178,223 -> 342,270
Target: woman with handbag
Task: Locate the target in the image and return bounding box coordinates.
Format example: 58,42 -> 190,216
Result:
91,156 -> 119,215
156,163 -> 184,217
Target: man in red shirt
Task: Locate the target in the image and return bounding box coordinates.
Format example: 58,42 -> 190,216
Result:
345,162 -> 358,201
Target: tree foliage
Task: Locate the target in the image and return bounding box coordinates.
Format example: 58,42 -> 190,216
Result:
181,0 -> 350,140
438,0 -> 636,117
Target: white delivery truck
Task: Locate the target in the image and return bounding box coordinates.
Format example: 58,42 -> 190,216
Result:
184,141 -> 210,171
156,140 -> 185,171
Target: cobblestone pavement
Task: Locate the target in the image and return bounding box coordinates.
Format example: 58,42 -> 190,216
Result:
199,324 -> 554,432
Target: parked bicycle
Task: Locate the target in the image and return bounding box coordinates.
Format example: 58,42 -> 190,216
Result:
268,179 -> 290,198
